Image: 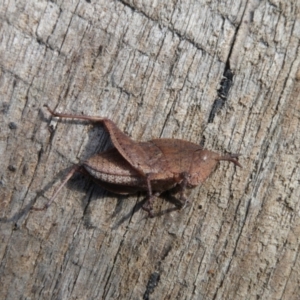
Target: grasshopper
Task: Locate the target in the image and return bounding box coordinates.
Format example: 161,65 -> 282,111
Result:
33,106 -> 241,217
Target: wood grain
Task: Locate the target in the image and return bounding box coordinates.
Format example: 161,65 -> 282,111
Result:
1,0 -> 300,299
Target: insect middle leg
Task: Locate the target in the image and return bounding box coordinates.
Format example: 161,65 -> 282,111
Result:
141,173 -> 159,217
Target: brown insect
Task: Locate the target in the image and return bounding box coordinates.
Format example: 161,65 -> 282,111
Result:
33,106 -> 242,217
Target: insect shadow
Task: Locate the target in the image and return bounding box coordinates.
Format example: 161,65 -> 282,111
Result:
30,106 -> 241,224
0,168 -> 71,225
110,189 -> 190,229
33,109 -> 172,226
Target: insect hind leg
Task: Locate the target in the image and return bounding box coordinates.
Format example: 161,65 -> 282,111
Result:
32,165 -> 82,211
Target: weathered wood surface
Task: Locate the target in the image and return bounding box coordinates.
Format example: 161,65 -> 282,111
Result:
1,0 -> 300,299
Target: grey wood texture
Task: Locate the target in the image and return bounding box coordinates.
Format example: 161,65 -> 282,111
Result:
1,0 -> 300,299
